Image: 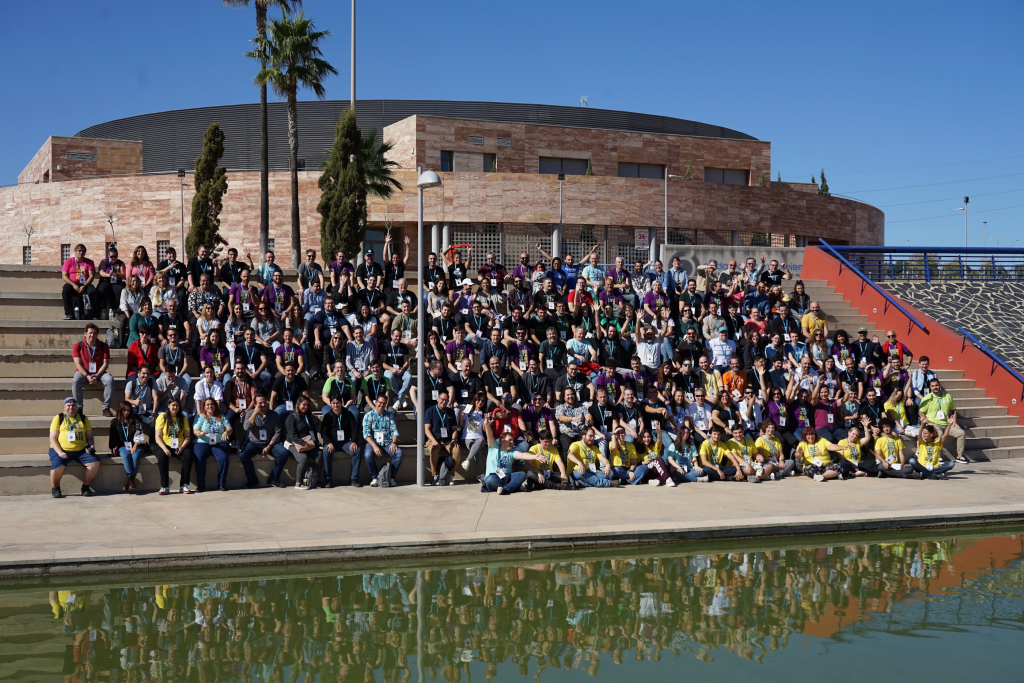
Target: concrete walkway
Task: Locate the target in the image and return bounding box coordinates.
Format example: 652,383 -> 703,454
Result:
3,460 -> 1024,577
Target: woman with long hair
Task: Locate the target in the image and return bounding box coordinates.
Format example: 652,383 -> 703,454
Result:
200,328 -> 231,384
96,245 -> 126,320
909,421 -> 955,479
423,329 -> 447,372
253,301 -> 281,351
127,245 -> 155,289
224,302 -> 248,366
149,271 -> 177,319
192,397 -> 233,492
808,329 -> 830,371
711,392 -> 740,433
427,279 -> 450,318
665,422 -> 701,483
284,304 -> 306,345
108,401 -> 148,493
789,280 -> 810,317
765,385 -> 797,456
154,396 -> 194,495
458,391 -> 489,480
118,275 -> 145,341
755,420 -> 795,478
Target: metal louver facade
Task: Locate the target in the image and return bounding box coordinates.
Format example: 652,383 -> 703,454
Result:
74,100 -> 757,175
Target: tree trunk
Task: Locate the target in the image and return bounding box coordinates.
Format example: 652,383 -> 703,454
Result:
287,91 -> 300,268
257,4 -> 269,257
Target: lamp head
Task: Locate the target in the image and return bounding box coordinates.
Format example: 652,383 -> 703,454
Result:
417,170 -> 442,189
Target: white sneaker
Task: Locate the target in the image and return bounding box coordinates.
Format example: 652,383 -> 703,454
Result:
696,476 -> 710,483
648,479 -> 659,486
665,479 -> 676,487
448,478 -> 456,486
180,486 -> 193,495
402,399 -> 409,409
496,486 -> 505,495
813,474 -> 825,482
461,459 -> 472,470
158,487 -> 170,495
370,478 -> 379,487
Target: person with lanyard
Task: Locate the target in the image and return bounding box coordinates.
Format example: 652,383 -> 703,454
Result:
262,269 -> 295,321
199,329 -> 231,385
355,250 -> 385,290
537,327 -> 568,382
859,387 -> 885,429
555,360 -> 593,405
156,246 -> 188,296
357,275 -> 385,320
274,328 -> 306,377
551,300 -> 574,342
154,362 -> 190,416
381,234 -> 409,291
426,392 -> 462,486
47,397 -> 100,498
125,365 -> 156,428
270,364 -> 308,417
296,249 -> 325,298
326,248 -> 353,292
96,244 -> 126,321
319,395 -> 361,488
239,394 -> 289,489
282,395 -> 322,490
480,412 -> 546,494
830,420 -> 874,478
567,427 -> 620,488
127,296 -> 159,347
189,396 -> 233,492
224,360 -> 256,446
809,381 -> 845,442
385,277 -> 418,317
754,420 -> 795,479
72,323 -> 115,418
767,302 -> 797,340
524,431 -> 572,490
521,358 -> 552,407
236,327 -> 269,390
479,327 -> 508,371
186,245 -> 215,292
126,325 -> 159,380
919,377 -> 968,464
361,394 -> 403,487
587,387 -> 618,458
227,266 -> 260,319
153,396 -> 195,495
909,355 -> 938,408
305,296 -> 341,380
482,355 -> 515,409
594,364 -> 624,404
361,361 -> 393,413
158,326 -> 191,384
108,400 -> 148,493
187,273 -> 225,322
381,327 -> 413,410
157,298 -> 192,346
492,395 -> 529,452
464,300 -> 493,350
615,386 -> 646,445
443,245 -> 473,288
607,426 -> 647,485
423,360 -> 452,415
452,278 -> 476,317
873,417 -> 910,478
909,421 -> 955,480
60,243 -> 99,320
693,426 -> 740,483
320,360 -> 357,419
432,302 -> 458,343
444,327 -> 474,377
839,355 -> 865,402
725,423 -> 772,483
390,298 -> 418,346
216,247 -> 246,298
421,251 -> 448,295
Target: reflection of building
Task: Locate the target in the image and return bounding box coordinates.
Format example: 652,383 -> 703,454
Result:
3,100 -> 884,266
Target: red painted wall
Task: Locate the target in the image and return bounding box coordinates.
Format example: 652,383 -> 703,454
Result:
802,246 -> 1023,424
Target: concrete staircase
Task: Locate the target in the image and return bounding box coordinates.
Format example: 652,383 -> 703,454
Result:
0,265 -> 423,496
801,279 -> 1024,461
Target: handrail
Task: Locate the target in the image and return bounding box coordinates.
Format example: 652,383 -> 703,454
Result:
959,327 -> 1024,401
829,246 -> 1024,255
817,239 -> 928,333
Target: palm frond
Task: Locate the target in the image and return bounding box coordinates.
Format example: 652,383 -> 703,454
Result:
360,131 -> 404,200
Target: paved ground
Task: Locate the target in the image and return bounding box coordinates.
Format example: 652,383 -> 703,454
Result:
3,460 -> 1024,577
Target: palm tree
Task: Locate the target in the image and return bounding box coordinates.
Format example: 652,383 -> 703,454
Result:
224,0 -> 301,257
249,11 -> 337,267
360,130 -> 404,200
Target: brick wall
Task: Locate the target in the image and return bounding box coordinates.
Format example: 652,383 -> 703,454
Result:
17,137 -> 143,185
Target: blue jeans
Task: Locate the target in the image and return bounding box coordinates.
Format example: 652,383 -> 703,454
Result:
482,471 -> 528,493
193,442 -> 232,489
384,369 -> 412,403
572,468 -> 613,488
360,443 -> 404,483
116,446 -> 145,478
612,464 -> 649,485
909,457 -> 955,479
323,441 -> 360,482
239,441 -> 289,486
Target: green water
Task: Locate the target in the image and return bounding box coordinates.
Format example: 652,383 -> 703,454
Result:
3,530 -> 1024,682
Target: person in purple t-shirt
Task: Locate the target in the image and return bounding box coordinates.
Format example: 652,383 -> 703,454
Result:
328,250 -> 355,293
444,328 -> 474,376
593,364 -> 624,403
522,392 -> 557,443
641,280 -> 671,319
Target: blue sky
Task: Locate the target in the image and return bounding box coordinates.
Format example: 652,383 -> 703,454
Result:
3,0 -> 1021,246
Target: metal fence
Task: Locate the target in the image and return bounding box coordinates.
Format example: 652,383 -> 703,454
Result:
831,247 -> 1024,282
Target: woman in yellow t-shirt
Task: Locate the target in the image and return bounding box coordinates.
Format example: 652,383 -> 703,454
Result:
873,417 -> 909,478
795,429 -> 841,482
754,420 -> 795,479
834,422 -> 872,479
696,427 -> 743,482
910,422 -> 954,480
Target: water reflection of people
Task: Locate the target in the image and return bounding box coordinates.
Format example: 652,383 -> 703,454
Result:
30,537 -> 1002,682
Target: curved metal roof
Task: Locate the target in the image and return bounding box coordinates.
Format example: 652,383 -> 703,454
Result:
75,100 -> 757,175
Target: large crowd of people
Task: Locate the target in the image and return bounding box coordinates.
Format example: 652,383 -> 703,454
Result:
42,537 -> 973,681
51,238 -> 968,497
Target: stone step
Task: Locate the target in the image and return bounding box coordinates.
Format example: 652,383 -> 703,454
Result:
0,266 -> 64,293
959,415 -> 1018,428
964,446 -> 1023,461
0,349 -> 129,378
0,320 -> 114,349
0,380 -> 127,416
963,424 -> 1024,439
946,398 -> 1000,411
0,293 -> 64,320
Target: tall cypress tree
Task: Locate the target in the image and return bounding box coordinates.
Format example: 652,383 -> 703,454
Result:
317,109 -> 366,258
818,168 -> 830,196
186,123 -> 229,258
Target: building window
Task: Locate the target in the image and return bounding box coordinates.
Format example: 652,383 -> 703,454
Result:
484,153 -> 496,173
61,244 -> 71,263
157,240 -> 170,261
617,163 -> 665,179
440,151 -> 453,173
22,246 -> 31,265
66,151 -> 97,162
468,135 -> 484,146
539,157 -> 589,176
704,168 -> 750,185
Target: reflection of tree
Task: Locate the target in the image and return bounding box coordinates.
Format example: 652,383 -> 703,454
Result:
23,536 -> 1024,681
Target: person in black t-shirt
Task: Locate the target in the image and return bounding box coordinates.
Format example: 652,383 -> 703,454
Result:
424,361 -> 453,412
421,252 -> 448,295
382,234 -> 409,291
270,365 -> 309,416
156,247 -> 189,298
444,247 -> 471,291
186,245 -> 216,291
838,355 -> 865,402
355,251 -> 385,290
381,328 -> 413,409
385,279 -> 418,317
450,357 -> 483,409
432,305 -> 458,344
217,248 -> 246,297
481,355 -> 515,409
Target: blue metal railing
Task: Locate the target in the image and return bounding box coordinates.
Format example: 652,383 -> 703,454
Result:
827,246 -> 1024,283
818,240 -> 928,334
959,327 -> 1024,401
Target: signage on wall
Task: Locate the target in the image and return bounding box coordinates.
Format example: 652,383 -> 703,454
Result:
634,229 -> 649,250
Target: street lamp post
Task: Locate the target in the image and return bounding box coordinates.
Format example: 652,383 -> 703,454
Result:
983,221 -> 988,248
553,173 -> 564,259
663,172 -> 683,252
177,170 -> 186,253
416,168 -> 442,487
954,196 -> 969,247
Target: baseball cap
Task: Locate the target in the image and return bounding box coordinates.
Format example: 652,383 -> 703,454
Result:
365,250 -> 374,256
64,397 -> 77,405
858,326 -> 868,333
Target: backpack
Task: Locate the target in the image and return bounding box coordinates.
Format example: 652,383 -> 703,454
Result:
106,326 -> 122,350
377,462 -> 392,488
302,459 -> 320,489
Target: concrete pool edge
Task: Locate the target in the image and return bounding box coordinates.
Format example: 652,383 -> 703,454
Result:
4,503 -> 1024,578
